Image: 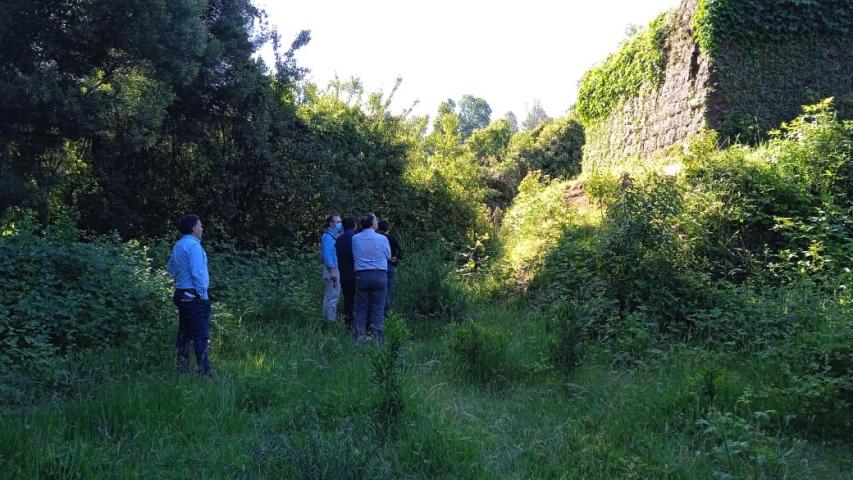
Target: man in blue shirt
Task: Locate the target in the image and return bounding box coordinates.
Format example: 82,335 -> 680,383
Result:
352,213 -> 391,343
320,213 -> 342,322
335,216 -> 357,336
166,214 -> 213,377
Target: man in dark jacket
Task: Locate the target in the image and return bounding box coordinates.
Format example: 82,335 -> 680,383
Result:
335,216 -> 357,336
377,220 -> 402,318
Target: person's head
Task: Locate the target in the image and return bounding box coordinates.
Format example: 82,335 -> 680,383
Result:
326,212 -> 342,232
179,213 -> 203,239
360,213 -> 377,230
342,215 -> 356,231
377,219 -> 390,233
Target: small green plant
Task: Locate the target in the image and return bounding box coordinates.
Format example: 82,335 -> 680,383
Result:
447,321 -> 512,383
370,313 -> 410,429
395,246 -> 468,319
546,300 -> 583,377
697,409 -> 800,480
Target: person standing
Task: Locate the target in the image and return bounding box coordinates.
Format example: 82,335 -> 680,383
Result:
335,216 -> 357,336
320,213 -> 342,323
377,220 -> 402,318
166,214 -> 214,377
352,213 -> 391,343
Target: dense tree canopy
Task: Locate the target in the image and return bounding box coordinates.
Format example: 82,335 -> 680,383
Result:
458,95 -> 492,139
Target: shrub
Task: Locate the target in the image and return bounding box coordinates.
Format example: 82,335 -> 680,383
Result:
594,172 -> 704,330
545,300 -> 583,377
0,210 -> 169,376
370,314 -> 411,429
395,247 -> 468,319
447,321 -> 512,383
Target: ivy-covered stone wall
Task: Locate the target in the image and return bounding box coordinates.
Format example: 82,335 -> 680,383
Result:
580,0 -> 713,170
579,0 -> 853,171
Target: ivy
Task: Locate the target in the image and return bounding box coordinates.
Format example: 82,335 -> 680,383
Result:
576,13 -> 671,124
695,0 -> 853,55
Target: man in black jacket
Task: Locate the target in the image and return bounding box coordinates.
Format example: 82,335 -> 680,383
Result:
335,216 -> 358,336
378,219 -> 402,318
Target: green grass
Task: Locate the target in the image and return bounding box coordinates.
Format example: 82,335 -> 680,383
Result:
2,299 -> 851,479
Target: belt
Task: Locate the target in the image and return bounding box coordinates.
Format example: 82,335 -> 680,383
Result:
356,269 -> 385,272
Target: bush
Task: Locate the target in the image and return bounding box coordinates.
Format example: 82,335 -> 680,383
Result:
0,211 -> 169,376
545,301 -> 583,377
447,321 -> 512,383
395,247 -> 468,319
370,314 -> 411,429
594,172 -> 705,330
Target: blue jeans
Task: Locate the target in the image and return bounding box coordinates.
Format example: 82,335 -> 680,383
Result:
355,270 -> 387,339
173,289 -> 213,376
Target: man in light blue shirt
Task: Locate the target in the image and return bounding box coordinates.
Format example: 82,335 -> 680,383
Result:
352,213 -> 391,343
166,214 -> 213,377
320,213 -> 342,322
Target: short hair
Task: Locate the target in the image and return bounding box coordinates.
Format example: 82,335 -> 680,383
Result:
179,214 -> 200,235
377,220 -> 390,233
342,215 -> 357,229
360,213 -> 376,229
325,212 -> 340,227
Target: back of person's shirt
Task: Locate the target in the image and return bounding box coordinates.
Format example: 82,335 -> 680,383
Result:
379,232 -> 402,266
352,228 -> 390,271
335,229 -> 356,280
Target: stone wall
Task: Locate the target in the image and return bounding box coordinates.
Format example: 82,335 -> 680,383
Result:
582,0 -> 853,171
583,0 -> 715,170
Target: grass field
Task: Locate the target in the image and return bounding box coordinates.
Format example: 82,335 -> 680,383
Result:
3,295 -> 850,479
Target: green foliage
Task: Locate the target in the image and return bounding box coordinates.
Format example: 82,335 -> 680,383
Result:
498,173 -> 578,282
0,210 -> 169,377
447,321 -> 512,384
370,314 -> 411,429
490,117 -> 584,199
576,12 -> 670,123
683,100 -> 853,281
467,118 -> 514,167
595,172 -> 704,327
694,0 -> 853,55
693,0 -> 853,142
395,247 -> 468,319
457,94 -> 492,139
546,301 -> 583,377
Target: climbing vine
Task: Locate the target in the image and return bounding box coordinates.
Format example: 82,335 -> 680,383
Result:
575,13 -> 671,124
694,0 -> 853,55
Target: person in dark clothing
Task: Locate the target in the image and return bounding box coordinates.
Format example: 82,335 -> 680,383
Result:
335,216 -> 357,336
377,220 -> 402,318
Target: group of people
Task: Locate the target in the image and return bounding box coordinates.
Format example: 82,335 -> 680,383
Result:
164,212 -> 402,378
320,212 -> 402,344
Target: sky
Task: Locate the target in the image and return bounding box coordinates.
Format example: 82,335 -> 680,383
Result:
257,0 -> 681,121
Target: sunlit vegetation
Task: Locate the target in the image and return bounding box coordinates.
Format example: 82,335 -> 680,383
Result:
1,0 -> 851,478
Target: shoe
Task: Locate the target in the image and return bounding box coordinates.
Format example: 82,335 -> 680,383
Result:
356,335 -> 372,344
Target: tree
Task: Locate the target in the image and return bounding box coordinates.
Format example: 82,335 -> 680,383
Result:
523,99 -> 551,130
458,95 -> 492,139
505,112 -> 519,133
467,118 -> 513,167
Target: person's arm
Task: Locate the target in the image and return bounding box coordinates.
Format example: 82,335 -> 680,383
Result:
188,243 -> 209,300
166,247 -> 178,278
382,236 -> 391,260
322,234 -> 338,276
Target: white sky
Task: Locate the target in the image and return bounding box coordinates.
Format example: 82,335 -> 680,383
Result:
257,0 -> 681,120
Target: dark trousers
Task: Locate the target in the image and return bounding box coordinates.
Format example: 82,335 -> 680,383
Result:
173,289 -> 213,376
341,277 -> 356,334
355,270 -> 387,340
